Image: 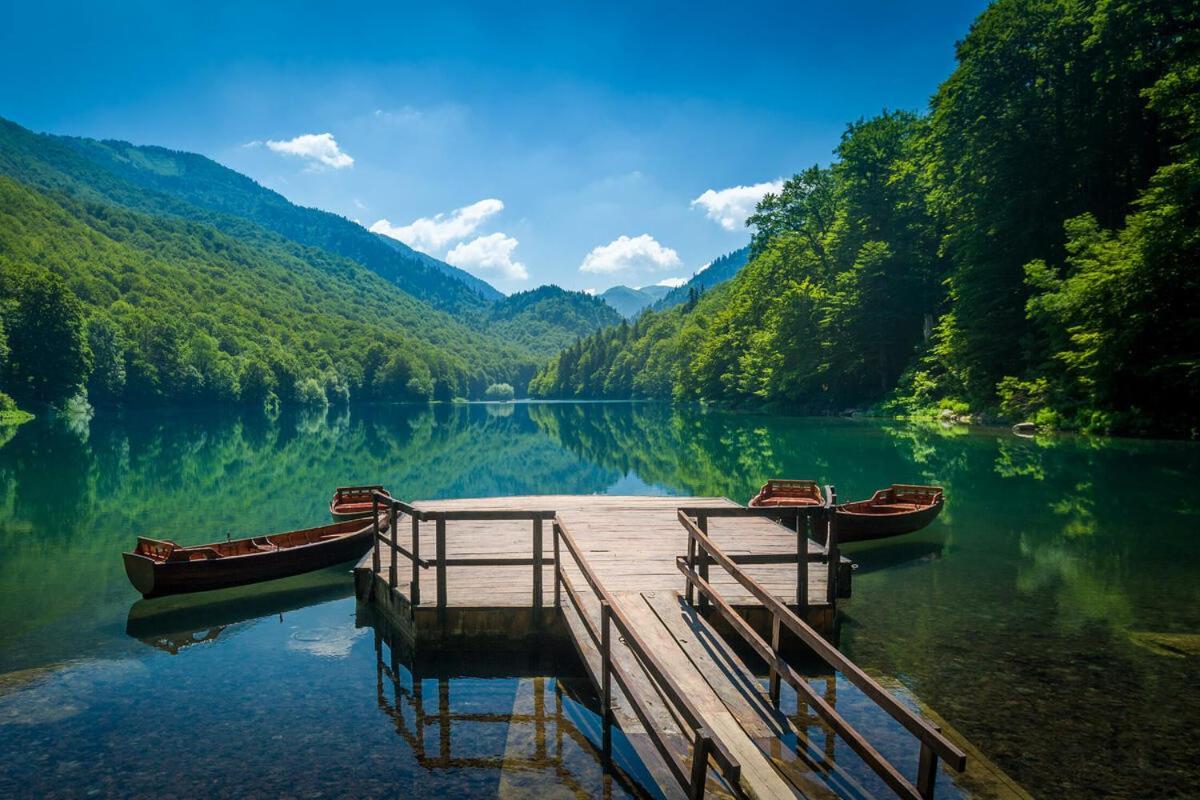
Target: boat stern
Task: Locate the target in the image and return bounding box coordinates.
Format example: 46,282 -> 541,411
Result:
122,552 -> 157,597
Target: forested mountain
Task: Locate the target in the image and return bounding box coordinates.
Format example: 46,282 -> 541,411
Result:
0,176 -> 536,409
652,247 -> 749,311
533,0 -> 1200,437
0,116 -> 635,412
598,284 -> 672,318
0,118 -> 495,314
488,285 -> 623,356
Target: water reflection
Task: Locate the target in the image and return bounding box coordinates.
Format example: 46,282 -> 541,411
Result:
0,403 -> 1196,799
369,613 -> 656,799
125,565 -> 355,654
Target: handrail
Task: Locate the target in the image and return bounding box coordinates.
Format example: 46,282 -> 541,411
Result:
553,516 -> 742,799
677,509 -> 966,800
368,490 -> 554,610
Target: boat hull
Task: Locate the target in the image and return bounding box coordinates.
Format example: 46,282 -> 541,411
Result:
123,523 -> 377,599
836,499 -> 943,543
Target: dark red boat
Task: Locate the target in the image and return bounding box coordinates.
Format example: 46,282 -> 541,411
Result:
748,479 -> 825,508
834,484 -> 944,542
749,480 -> 944,542
122,514 -> 386,599
330,485 -> 389,520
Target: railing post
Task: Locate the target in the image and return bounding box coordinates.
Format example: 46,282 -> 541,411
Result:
600,600 -> 612,720
532,516 -> 544,616
371,494 -> 381,574
410,512 -> 421,606
436,516 -> 447,609
917,740 -> 938,799
688,730 -> 712,800
685,520 -> 697,606
768,612 -> 782,706
796,510 -> 809,611
388,503 -> 398,588
697,513 -> 709,610
826,486 -> 839,605
552,519 -> 561,608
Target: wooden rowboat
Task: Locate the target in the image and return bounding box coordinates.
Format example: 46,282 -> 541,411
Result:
330,485 -> 389,520
748,479 -> 825,508
835,485 -> 944,543
122,514 -> 386,599
748,480 -> 944,543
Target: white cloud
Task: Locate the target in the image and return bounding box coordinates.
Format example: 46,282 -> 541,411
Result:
653,277 -> 688,288
690,180 -> 782,230
370,198 -> 504,253
265,133 -> 354,169
695,261 -> 713,274
446,233 -> 529,281
583,288 -> 597,295
580,234 -> 682,274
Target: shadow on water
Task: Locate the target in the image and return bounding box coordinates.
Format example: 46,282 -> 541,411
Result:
125,563 -> 357,654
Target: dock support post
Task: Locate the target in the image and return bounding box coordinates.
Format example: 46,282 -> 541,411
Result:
697,514 -> 709,610
826,486 -> 839,605
371,495 -> 381,574
685,526 -> 697,606
552,520 -> 561,608
768,613 -> 782,706
797,511 -> 809,612
436,517 -> 447,610
532,517 -> 543,617
917,740 -> 938,799
688,730 -> 712,800
410,514 -> 421,606
388,503 -> 398,588
600,599 -> 612,720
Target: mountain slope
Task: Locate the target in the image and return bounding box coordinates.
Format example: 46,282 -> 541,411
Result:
0,176 -> 534,405
373,231 -> 503,302
0,117 -> 497,314
489,286 -> 623,356
653,247 -> 749,310
599,285 -> 672,319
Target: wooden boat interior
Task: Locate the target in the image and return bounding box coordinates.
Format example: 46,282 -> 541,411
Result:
134,518 -> 377,563
843,484 -> 943,514
750,478 -> 825,506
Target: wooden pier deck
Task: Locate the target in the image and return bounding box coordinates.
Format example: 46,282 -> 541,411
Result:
354,493 -> 967,800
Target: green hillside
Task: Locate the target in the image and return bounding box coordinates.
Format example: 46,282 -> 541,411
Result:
652,247 -> 749,311
0,117 -> 495,314
488,285 -> 622,356
0,176 -> 535,408
532,0 -> 1200,437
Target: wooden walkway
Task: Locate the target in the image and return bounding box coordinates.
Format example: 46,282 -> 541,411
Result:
355,494 -> 966,800
370,495 -> 838,611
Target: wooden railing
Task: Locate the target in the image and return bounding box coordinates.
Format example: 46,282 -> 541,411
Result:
676,509 -> 967,800
679,483 -> 841,611
552,516 -> 742,800
369,490 -> 555,610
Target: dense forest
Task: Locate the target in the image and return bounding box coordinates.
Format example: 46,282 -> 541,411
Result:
0,119 -> 619,413
532,0 -> 1200,437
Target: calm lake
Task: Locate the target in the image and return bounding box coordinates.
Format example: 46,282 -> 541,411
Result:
0,402 -> 1196,799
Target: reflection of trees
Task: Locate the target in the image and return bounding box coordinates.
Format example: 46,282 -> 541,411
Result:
0,403 -> 616,671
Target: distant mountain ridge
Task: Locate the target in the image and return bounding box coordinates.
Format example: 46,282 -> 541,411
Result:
598,284 -> 673,319
489,285 -> 623,356
653,246 -> 749,310
0,115 -> 630,406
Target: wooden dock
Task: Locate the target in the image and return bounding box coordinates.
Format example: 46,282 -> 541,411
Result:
354,493 -> 967,799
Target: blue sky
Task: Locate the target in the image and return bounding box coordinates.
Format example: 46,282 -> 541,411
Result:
1,1 -> 988,294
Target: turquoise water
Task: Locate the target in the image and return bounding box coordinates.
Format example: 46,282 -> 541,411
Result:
0,403 -> 1196,798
